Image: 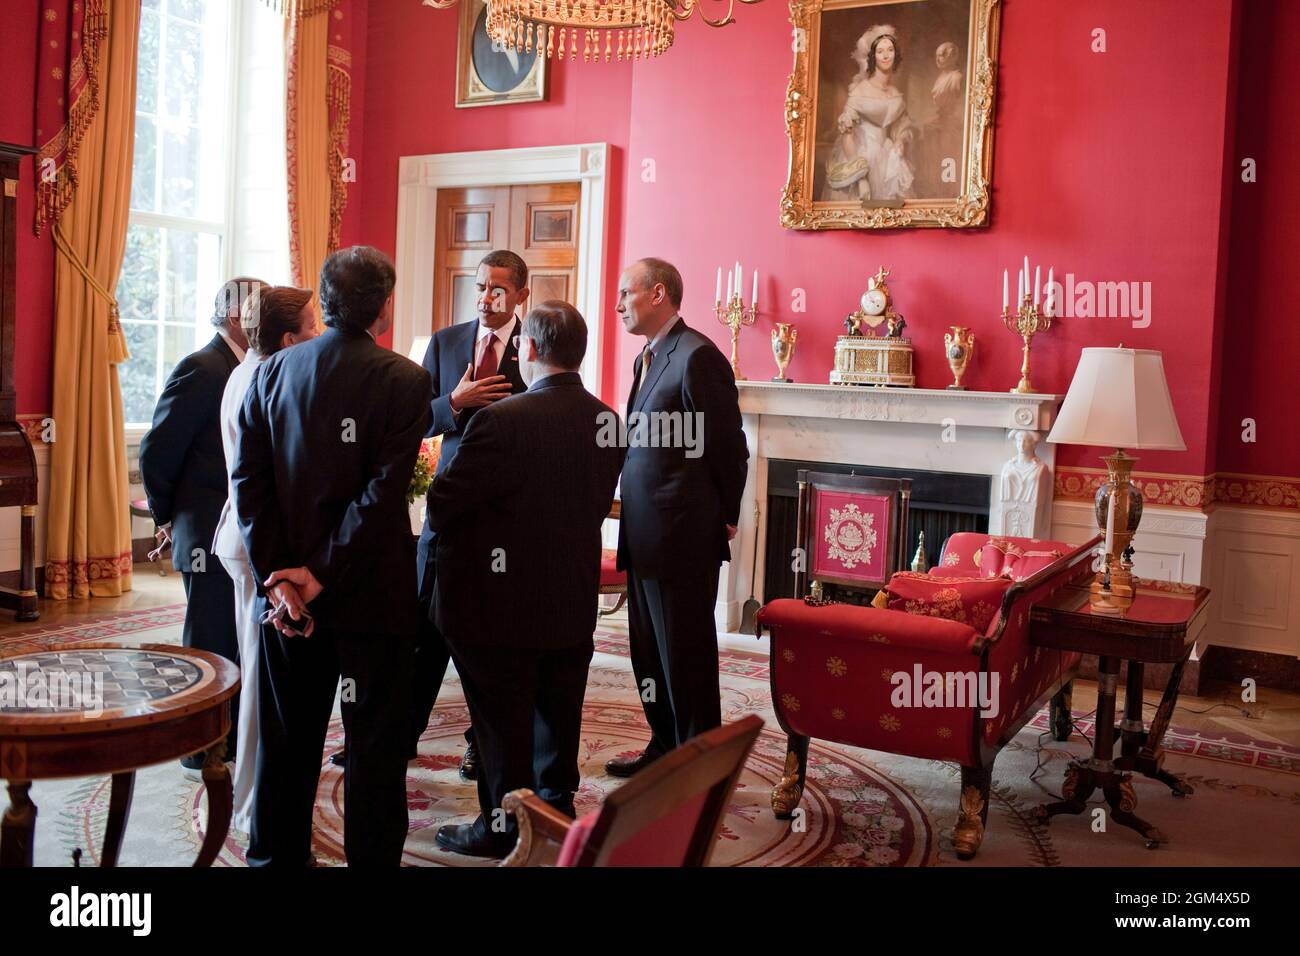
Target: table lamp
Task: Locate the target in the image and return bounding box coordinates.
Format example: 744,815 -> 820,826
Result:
1047,348 -> 1185,604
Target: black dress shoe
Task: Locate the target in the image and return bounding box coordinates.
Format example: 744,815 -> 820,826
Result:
435,823 -> 512,859
459,744 -> 479,781
180,752 -> 206,778
329,749 -> 346,767
604,749 -> 660,778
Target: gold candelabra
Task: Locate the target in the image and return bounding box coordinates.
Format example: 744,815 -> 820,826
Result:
715,291 -> 756,380
1002,294 -> 1052,394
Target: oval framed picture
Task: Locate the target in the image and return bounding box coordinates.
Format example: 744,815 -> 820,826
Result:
456,0 -> 547,108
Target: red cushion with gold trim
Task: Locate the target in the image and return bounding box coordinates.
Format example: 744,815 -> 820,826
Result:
883,572 -> 1013,633
977,537 -> 1067,580
599,549 -> 625,589
757,600 -> 983,655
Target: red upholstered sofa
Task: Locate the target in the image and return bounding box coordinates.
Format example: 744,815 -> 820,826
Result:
757,531 -> 1099,859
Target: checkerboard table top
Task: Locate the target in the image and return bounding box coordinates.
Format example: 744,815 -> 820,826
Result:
0,649 -> 202,713
0,643 -> 238,737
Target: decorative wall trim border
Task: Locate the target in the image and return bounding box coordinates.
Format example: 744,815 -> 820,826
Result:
1056,467 -> 1300,513
17,413 -> 50,446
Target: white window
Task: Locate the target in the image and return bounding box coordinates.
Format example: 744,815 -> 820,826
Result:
118,0 -> 289,431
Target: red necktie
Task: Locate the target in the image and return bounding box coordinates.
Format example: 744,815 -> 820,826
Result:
475,334 -> 499,380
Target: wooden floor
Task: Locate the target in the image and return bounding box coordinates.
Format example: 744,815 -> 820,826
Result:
5,572 -> 1299,749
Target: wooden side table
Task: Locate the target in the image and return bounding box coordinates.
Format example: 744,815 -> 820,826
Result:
0,643 -> 240,867
1028,579 -> 1210,848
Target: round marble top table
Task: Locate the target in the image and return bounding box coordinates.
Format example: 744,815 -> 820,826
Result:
0,642 -> 239,867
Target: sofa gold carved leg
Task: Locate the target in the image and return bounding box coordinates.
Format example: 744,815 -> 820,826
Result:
771,735 -> 809,819
953,766 -> 991,860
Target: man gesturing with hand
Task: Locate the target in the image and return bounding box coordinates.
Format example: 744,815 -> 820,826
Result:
409,250 -> 530,775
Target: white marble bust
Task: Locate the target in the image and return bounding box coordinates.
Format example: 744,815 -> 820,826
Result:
989,429 -> 1053,538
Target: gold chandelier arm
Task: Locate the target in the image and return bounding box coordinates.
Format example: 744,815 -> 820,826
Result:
419,0 -> 460,9
674,0 -> 736,28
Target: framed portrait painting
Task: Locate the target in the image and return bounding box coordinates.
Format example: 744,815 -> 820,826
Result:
781,0 -> 1002,229
455,0 -> 547,108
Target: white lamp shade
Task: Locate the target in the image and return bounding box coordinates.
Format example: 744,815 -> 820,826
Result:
1047,347 -> 1186,450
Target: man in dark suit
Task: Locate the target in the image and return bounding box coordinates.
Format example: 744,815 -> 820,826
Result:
139,275 -> 266,771
407,250 -> 529,777
232,246 -> 432,867
606,258 -> 749,778
427,300 -> 623,858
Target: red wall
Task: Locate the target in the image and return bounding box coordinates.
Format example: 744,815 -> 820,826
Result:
1,0 -> 56,417
1215,0 -> 1300,479
617,0 -> 1237,475
7,0 -> 1289,483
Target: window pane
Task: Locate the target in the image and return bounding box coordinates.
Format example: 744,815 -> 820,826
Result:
163,18 -> 203,125
165,227 -> 198,322
160,124 -> 199,216
142,0 -> 160,10
121,324 -> 160,426
131,116 -> 157,212
137,10 -> 160,115
169,0 -> 204,23
117,222 -> 161,324
163,228 -> 222,331
164,324 -> 198,371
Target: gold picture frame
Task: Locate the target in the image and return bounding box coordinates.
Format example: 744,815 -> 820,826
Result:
780,0 -> 1001,229
455,0 -> 548,108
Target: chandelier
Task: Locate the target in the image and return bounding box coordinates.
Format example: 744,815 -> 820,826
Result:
422,0 -> 764,63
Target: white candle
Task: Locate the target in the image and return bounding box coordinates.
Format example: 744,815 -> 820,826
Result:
715,267 -> 722,304
726,268 -> 733,303
1017,270 -> 1024,306
1104,487 -> 1116,564
751,269 -> 758,308
1023,256 -> 1030,298
1033,266 -> 1041,306
1002,269 -> 1008,310
1046,267 -> 1054,315
735,262 -> 741,300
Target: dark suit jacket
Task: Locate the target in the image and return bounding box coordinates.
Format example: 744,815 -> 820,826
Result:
416,319 -> 527,601
231,327 -> 433,636
616,318 -> 749,578
426,371 -> 624,649
139,333 -> 239,571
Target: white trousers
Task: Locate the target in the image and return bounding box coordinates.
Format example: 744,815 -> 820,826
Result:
220,553 -> 260,833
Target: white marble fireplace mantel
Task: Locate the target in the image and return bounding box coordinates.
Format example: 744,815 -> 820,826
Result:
716,381 -> 1064,631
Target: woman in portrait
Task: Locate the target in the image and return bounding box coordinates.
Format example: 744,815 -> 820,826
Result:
822,25 -> 916,202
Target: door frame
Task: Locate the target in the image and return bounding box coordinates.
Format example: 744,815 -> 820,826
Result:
394,143 -> 610,395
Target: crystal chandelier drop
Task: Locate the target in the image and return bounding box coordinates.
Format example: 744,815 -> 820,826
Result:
423,0 -> 764,63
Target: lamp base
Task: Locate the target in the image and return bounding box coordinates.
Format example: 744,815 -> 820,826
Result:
1094,449 -> 1143,591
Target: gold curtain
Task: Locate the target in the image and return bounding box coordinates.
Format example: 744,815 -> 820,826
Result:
43,0 -> 139,599
285,0 -> 352,292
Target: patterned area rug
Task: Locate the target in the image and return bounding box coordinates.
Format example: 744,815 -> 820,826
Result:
17,607 -> 1300,867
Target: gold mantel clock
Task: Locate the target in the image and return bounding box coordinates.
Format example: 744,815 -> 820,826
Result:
830,267 -> 915,387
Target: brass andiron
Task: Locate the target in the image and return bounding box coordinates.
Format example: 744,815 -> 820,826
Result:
771,323 -> 797,382
715,262 -> 757,380
1001,260 -> 1054,393
910,530 -> 928,572
944,326 -> 975,389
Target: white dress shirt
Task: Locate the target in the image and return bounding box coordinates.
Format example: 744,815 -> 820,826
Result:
475,315 -> 517,375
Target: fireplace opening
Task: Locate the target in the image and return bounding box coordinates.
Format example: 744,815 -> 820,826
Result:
762,459 -> 991,605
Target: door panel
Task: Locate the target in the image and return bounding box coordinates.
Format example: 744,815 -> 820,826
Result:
433,182 -> 581,332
